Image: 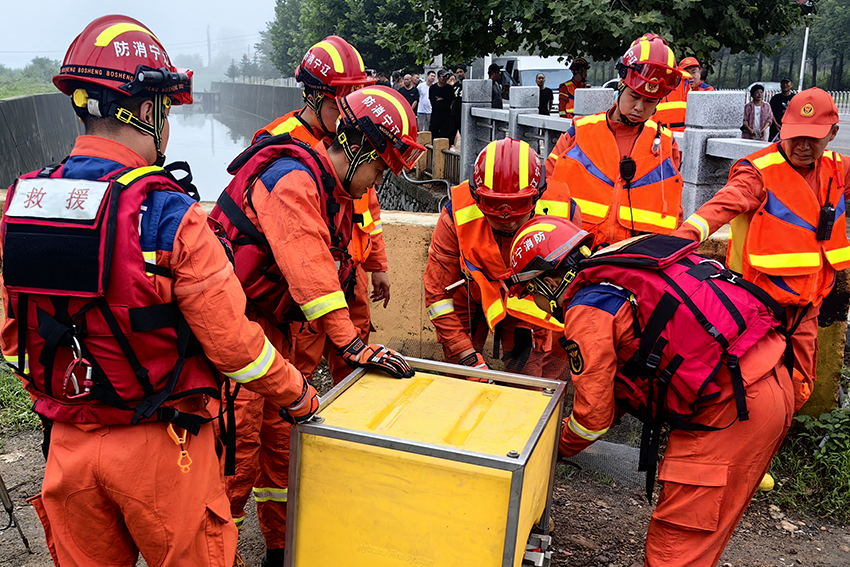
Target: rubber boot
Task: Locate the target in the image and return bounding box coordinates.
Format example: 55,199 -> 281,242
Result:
261,548 -> 285,567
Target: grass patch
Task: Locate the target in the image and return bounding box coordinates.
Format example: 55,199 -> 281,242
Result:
0,363 -> 40,435
771,406 -> 850,522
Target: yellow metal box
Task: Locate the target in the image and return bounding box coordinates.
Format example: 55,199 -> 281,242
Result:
285,358 -> 565,567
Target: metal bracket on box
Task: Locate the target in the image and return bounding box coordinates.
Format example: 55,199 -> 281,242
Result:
523,533 -> 552,566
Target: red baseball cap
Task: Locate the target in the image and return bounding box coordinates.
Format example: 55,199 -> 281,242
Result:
781,88 -> 839,140
678,56 -> 701,70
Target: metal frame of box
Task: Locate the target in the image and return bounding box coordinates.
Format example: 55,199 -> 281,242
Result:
284,357 -> 566,567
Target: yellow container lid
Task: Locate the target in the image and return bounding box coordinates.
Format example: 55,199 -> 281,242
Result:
319,370 -> 554,458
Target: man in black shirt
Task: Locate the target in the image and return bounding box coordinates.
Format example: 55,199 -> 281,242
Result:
769,78 -> 795,141
449,66 -> 465,146
537,72 -> 553,115
430,69 -> 456,139
399,73 -> 419,112
488,63 -> 504,109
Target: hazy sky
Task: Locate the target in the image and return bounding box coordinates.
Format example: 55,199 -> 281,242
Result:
0,2 -> 276,68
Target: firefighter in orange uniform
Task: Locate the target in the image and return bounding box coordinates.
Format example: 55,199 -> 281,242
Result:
217,39 -> 388,557
424,138 -> 577,374
210,85 -> 423,566
0,16 -> 318,567
675,88 -> 850,413
504,217 -> 794,567
545,34 -> 686,249
558,58 -> 589,119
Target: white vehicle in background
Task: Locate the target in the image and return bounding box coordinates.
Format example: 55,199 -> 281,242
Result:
491,56 -> 574,91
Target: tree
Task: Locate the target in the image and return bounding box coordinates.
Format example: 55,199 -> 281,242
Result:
226,59 -> 240,82
384,0 -> 811,68
240,53 -> 253,83
21,57 -> 60,83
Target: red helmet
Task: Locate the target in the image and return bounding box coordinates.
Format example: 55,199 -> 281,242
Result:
616,33 -> 683,99
337,86 -> 426,176
53,15 -> 192,105
470,138 -> 544,221
569,58 -> 590,72
295,36 -> 376,99
504,216 -> 593,301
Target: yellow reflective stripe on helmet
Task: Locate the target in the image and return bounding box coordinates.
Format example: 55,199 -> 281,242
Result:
748,252 -> 821,270
95,23 -> 159,46
515,221 -> 557,243
370,219 -> 383,235
825,246 -> 850,265
359,87 -> 409,134
223,337 -> 276,383
519,141 -> 530,189
253,486 -> 287,503
751,151 -> 786,170
484,140 -> 498,189
684,213 -> 710,242
639,38 -> 650,62
116,166 -> 165,186
567,414 -> 608,441
426,299 -> 455,320
655,101 -> 687,112
667,47 -> 675,69
574,198 -> 609,219
619,206 -> 677,230
576,114 -> 606,127
300,290 -> 348,321
4,353 -> 29,374
314,41 -> 345,73
455,204 -> 485,226
535,199 -> 572,219
486,300 -> 505,326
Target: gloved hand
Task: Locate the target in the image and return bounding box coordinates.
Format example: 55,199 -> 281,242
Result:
459,351 -> 493,383
279,378 -> 320,425
338,336 -> 414,379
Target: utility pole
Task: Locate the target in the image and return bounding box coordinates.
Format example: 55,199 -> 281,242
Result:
207,25 -> 212,68
799,26 -> 809,91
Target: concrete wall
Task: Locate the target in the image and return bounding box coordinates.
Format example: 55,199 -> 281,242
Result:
214,82 -> 303,123
0,93 -> 83,188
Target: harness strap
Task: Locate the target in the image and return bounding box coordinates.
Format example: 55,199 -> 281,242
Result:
219,380 -> 241,476
15,293 -> 34,388
705,280 -> 746,335
129,303 -> 181,333
144,263 -> 174,279
660,272 -> 730,350
217,189 -> 270,248
97,298 -> 154,397
783,303 -> 811,378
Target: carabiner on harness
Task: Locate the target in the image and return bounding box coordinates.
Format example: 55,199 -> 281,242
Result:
63,336 -> 93,399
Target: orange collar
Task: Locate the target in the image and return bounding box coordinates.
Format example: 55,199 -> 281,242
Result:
70,136 -> 149,169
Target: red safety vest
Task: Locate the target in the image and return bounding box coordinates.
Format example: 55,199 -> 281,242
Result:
255,111 -> 377,265
551,113 -> 683,246
1,165 -> 220,427
727,144 -> 850,306
209,133 -> 354,327
449,181 -> 576,332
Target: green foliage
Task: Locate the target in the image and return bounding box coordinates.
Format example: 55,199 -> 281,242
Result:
267,0 -> 421,76
0,364 -> 39,434
771,407 -> 850,521
384,0 -> 810,67
0,57 -> 60,100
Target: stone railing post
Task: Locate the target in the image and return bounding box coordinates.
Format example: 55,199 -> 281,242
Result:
679,91 -> 746,216
573,88 -> 616,117
460,79 -> 495,180
508,86 -> 539,140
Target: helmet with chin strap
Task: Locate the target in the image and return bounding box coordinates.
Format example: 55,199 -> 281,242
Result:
470,138 -> 545,222
615,33 -> 684,100
335,86 -> 426,192
54,15 -> 192,162
504,216 -> 593,313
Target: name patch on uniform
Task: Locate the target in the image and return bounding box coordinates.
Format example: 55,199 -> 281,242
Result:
561,339 -> 584,375
7,178 -> 110,221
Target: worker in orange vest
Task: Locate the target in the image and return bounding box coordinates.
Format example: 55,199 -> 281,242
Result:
558,58 -> 589,119
424,138 -> 578,375
545,34 -> 686,248
675,88 -> 850,414
679,56 -> 715,92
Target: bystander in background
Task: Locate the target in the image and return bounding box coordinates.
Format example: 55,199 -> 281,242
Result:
398,73 -> 419,112
418,70 -> 436,131
537,73 -> 553,115
769,78 -> 795,141
430,69 -> 455,140
488,63 -> 503,109
742,84 -> 773,141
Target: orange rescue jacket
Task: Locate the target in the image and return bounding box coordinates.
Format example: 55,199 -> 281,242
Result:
654,81 -> 689,132
728,144 -> 850,305
550,113 -> 683,247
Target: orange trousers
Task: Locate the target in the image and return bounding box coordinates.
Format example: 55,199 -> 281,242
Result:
225,269 -> 371,548
645,365 -> 794,566
35,420 -> 236,567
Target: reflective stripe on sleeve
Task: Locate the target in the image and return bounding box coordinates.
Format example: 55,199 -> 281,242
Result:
300,290 -> 348,321
748,252 -> 821,270
684,213 -> 710,242
253,486 -> 288,503
233,516 -> 245,530
485,300 -> 505,326
567,414 -> 608,442
223,336 -> 276,383
3,353 -> 29,374
426,299 -> 455,320
370,219 -> 383,235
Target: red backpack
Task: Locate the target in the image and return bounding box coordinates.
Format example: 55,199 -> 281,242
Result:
563,234 -> 785,499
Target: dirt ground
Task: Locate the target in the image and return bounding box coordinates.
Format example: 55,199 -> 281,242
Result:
2,431 -> 850,567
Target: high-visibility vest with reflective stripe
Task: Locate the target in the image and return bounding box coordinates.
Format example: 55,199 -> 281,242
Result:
550,113 -> 683,247
728,144 -> 850,305
449,181 -> 574,332
654,81 -> 689,132
253,110 -> 320,145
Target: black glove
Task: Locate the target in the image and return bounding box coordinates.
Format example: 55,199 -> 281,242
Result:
279,378 -> 319,425
338,336 -> 414,379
